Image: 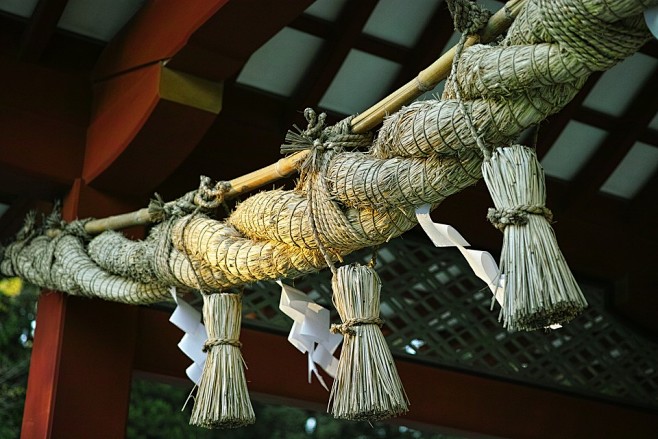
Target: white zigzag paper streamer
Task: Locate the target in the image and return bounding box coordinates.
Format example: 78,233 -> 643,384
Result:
416,205 -> 561,329
169,287 -> 208,385
416,204 -> 505,304
278,280 -> 343,390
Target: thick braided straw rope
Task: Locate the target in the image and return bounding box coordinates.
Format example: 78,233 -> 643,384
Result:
0,0 -> 654,302
0,210 -> 170,304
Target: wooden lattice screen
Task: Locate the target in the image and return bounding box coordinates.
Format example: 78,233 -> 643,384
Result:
172,235 -> 658,410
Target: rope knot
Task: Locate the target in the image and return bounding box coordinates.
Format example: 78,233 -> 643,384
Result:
487,205 -> 553,231
148,175 -> 231,222
148,191 -> 198,221
281,108 -> 372,154
12,210 -> 40,242
194,176 -> 232,210
63,219 -> 93,240
446,0 -> 492,35
330,317 -> 385,336
202,337 -> 243,352
148,194 -> 169,222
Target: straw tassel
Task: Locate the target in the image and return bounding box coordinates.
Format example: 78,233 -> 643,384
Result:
482,144 -> 588,331
190,292 -> 255,428
328,263 -> 409,421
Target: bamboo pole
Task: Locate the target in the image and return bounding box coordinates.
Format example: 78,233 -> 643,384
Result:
83,151 -> 309,234
83,0 -> 524,235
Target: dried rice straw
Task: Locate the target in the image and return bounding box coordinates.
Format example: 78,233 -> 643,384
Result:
482,144 -> 588,331
190,292 -> 255,428
328,263 -> 408,420
3,0 -> 652,303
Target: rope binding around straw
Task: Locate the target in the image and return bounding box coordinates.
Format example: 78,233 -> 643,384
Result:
482,144 -> 588,331
190,292 -> 255,429
487,205 -> 554,231
328,263 -> 409,421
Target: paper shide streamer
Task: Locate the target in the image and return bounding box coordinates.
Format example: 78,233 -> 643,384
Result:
169,287 -> 207,385
0,0 -> 654,430
278,280 -> 342,390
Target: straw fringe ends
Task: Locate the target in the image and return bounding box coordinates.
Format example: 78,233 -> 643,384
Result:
190,293 -> 255,429
328,264 -> 409,421
483,145 -> 588,332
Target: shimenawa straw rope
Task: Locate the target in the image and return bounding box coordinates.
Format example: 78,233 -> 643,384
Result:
293,117 -> 409,421
0,1 -> 653,431
2,0 -> 652,304
443,0 -> 588,331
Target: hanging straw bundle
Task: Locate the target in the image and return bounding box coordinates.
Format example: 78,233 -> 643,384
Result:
482,144 -> 588,331
190,292 -> 255,428
328,263 -> 408,421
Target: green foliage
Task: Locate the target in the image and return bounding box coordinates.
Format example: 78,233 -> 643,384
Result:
0,281 -> 461,439
0,283 -> 38,439
127,377 -> 459,439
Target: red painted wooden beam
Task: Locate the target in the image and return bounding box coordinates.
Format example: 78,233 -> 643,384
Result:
18,0 -> 69,62
94,0 -> 313,82
21,180 -> 144,438
168,0 -> 314,81
84,64 -> 221,197
86,0 -> 313,197
92,0 -> 230,81
134,307 -> 658,438
85,0 -> 228,197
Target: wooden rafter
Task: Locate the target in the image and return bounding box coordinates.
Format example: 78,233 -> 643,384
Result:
387,3 -> 457,93
18,0 -> 69,62
564,64 -> 658,213
285,0 -> 378,119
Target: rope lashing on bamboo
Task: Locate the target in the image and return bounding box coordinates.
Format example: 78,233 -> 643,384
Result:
487,205 -> 554,231
281,109 -> 373,154
148,193 -> 195,223
1,0 -> 654,304
446,0 -> 492,35
148,175 -> 232,223
194,177 -> 232,211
